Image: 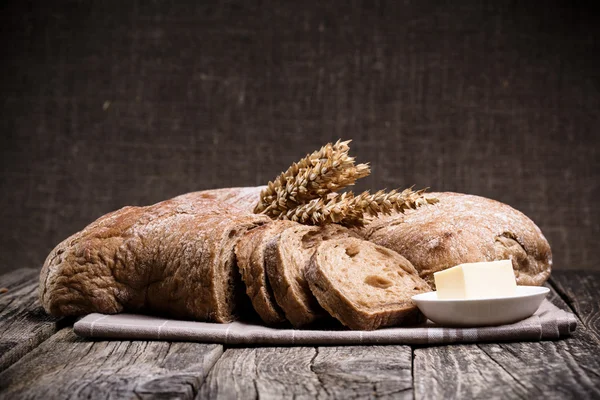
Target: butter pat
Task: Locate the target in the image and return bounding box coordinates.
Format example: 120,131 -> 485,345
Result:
433,260 -> 517,299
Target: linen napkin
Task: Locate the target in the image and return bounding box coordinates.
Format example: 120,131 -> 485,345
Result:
74,299 -> 577,345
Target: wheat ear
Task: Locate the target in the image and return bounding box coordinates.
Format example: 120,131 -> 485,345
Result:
254,139 -> 370,217
281,188 -> 438,227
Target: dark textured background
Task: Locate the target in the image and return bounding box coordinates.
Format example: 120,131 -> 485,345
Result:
1,1 -> 598,275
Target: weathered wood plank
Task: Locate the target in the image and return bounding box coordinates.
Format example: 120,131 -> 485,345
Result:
312,346 -> 413,399
478,331 -> 600,397
550,270 -> 600,342
0,328 -> 223,399
544,282 -> 571,311
198,345 -> 413,399
414,282 -> 600,400
415,332 -> 600,400
415,342 -> 530,399
0,268 -> 62,372
198,347 -> 323,399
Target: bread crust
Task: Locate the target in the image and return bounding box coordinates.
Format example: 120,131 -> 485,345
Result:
39,193 -> 269,322
365,192 -> 552,287
188,186 -> 264,213
264,225 -> 321,327
235,220 -> 296,325
264,224 -> 363,327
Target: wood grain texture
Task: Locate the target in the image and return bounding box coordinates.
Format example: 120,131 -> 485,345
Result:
0,328 -> 223,399
415,333 -> 600,400
414,282 -> 600,400
0,0 -> 598,276
0,268 -> 61,373
199,345 -> 412,399
311,346 -> 413,399
550,270 -> 600,342
544,281 -> 572,311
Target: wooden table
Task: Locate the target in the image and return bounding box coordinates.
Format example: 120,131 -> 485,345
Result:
0,268 -> 598,399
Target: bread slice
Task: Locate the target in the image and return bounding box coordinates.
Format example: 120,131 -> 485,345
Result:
306,237 -> 431,330
235,220 -> 297,325
264,224 -> 362,327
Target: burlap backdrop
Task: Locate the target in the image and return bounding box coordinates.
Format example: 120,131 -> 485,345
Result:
1,1 -> 598,274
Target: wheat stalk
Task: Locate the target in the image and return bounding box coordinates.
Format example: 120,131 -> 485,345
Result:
254,140 -> 370,217
280,192 -> 361,225
280,188 -> 438,227
351,188 -> 438,217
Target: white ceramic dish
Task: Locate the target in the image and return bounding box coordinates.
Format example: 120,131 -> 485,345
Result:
411,286 -> 550,327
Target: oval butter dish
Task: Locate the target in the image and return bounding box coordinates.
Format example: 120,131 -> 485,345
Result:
412,286 -> 550,327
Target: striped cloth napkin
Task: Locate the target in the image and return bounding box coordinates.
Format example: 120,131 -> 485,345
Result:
73,299 -> 576,345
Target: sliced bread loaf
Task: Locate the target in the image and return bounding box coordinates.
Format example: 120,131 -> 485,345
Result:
235,220 -> 297,325
264,224 -> 362,327
40,194 -> 270,322
305,237 -> 431,330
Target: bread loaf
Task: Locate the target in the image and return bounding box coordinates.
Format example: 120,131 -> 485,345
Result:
40,186 -> 553,330
39,194 -> 270,322
264,224 -> 363,327
234,220 -> 297,325
306,237 -> 430,330
365,192 -> 552,287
